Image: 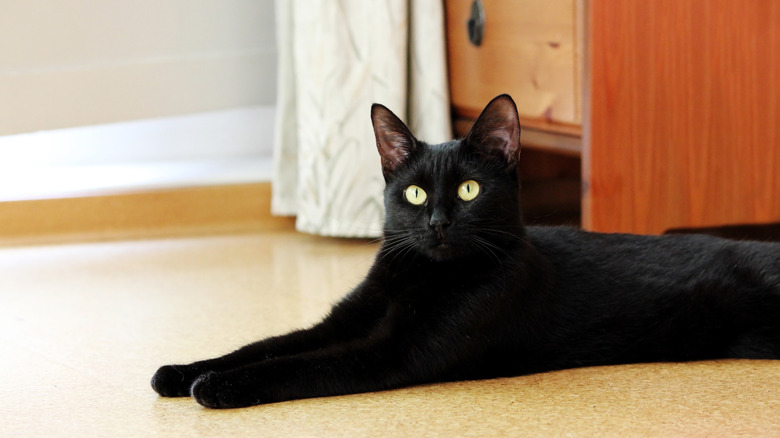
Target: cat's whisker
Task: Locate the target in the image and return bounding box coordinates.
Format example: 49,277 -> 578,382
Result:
470,235 -> 505,269
352,238 -> 386,254
476,226 -> 534,247
379,232 -> 421,265
380,233 -> 415,250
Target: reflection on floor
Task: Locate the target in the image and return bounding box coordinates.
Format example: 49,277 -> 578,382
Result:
2,231 -> 779,436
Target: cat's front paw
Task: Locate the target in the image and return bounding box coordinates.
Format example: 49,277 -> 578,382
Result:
191,371 -> 269,409
151,364 -> 203,397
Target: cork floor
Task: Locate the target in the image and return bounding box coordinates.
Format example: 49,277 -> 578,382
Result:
2,231 -> 779,437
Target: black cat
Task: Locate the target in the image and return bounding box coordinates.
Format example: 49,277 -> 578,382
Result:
152,94 -> 780,409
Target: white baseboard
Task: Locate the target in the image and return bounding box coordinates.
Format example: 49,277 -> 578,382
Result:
0,106 -> 275,201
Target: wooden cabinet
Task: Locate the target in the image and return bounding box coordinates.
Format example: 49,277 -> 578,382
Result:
446,0 -> 581,125
586,0 -> 780,234
446,0 -> 780,234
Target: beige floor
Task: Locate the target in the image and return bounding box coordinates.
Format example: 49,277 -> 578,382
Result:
2,231 -> 779,437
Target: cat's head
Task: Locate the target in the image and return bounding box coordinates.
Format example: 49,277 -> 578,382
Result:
371,94 -> 525,262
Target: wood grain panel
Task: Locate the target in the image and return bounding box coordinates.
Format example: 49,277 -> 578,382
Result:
446,0 -> 581,125
586,0 -> 780,234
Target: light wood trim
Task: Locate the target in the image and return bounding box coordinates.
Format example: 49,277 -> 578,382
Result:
0,183 -> 295,246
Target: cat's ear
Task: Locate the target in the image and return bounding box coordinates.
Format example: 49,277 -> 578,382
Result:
464,94 -> 521,165
371,103 -> 417,178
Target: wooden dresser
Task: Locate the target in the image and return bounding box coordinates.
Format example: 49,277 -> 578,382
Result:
446,0 -> 780,234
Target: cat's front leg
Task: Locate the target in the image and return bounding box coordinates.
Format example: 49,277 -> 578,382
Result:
189,339 -> 410,409
151,325 -> 345,398
151,362 -> 212,397
189,370 -> 263,408
151,329 -> 328,397
152,281 -> 388,398
186,311 -> 480,411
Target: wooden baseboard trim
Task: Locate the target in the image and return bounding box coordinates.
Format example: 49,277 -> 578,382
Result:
0,183 -> 295,246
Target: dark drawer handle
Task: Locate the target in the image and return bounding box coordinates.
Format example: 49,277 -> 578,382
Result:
467,0 -> 485,46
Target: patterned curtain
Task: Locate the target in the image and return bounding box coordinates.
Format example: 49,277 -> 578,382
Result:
272,0 -> 451,238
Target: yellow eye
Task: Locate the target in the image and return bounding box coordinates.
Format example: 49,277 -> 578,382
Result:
404,185 -> 427,205
457,180 -> 480,201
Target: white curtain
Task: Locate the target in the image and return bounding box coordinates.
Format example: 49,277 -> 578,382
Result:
272,0 -> 451,238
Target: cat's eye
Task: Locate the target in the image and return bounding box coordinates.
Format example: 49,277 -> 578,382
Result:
404,185 -> 427,205
457,180 -> 480,201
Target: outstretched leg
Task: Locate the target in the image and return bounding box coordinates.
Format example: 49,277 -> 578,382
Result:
190,336 -> 415,408
151,283 -> 388,397
188,305 -> 490,408
152,325 -> 334,397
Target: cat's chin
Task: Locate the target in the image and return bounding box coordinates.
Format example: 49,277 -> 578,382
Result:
423,243 -> 465,262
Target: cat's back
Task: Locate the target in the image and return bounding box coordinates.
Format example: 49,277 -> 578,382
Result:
525,226 -> 780,290
514,227 -> 780,366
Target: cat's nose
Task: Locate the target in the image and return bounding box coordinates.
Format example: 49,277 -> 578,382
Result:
429,209 -> 450,229
429,211 -> 450,241
429,217 -> 450,228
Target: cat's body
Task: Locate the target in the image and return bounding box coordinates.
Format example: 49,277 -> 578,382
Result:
152,95 -> 780,409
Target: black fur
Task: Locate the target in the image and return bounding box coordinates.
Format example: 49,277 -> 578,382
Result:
152,94 -> 780,409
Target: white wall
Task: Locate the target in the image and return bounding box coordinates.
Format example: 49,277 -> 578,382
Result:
0,0 -> 276,136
